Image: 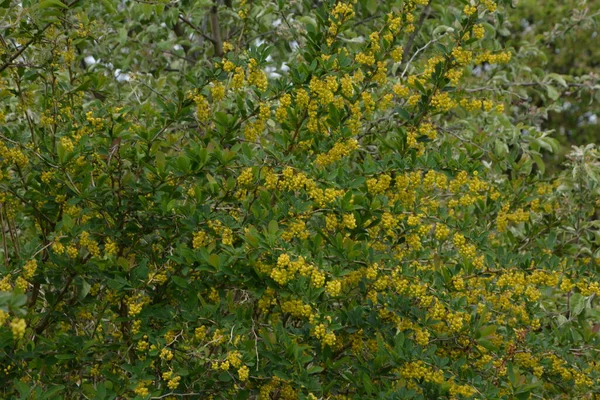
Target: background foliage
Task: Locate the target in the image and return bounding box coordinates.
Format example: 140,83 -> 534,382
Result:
0,0 -> 599,399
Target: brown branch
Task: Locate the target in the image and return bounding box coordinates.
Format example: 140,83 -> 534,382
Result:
0,0 -> 80,74
6,211 -> 20,257
0,37 -> 39,74
173,20 -> 193,61
34,273 -> 76,337
0,204 -> 9,268
209,3 -> 223,57
403,0 -> 433,60
178,14 -> 217,45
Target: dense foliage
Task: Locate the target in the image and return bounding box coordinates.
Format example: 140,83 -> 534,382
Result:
504,0 -> 600,166
0,0 -> 599,399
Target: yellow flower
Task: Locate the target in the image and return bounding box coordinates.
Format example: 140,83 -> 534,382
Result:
238,365 -> 250,381
10,318 -> 26,339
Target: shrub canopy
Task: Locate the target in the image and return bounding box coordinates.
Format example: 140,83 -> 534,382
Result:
0,0 -> 599,399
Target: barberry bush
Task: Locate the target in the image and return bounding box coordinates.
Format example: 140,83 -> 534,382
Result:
1,0 -> 600,399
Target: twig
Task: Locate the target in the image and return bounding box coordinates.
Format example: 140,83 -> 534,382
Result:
150,393 -> 206,399
32,241 -> 54,259
403,0 -> 433,58
228,324 -> 236,344
401,38 -> 439,78
209,2 -> 223,57
0,0 -> 80,73
0,204 -> 10,268
178,15 -> 217,45
34,273 -> 76,336
251,318 -> 260,371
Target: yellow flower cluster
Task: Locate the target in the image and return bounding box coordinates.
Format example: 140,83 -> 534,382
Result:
60,137 -> 74,152
162,371 -> 180,389
22,259 -> 38,280
445,68 -> 463,85
315,138 -> 359,167
423,56 -> 444,77
331,1 -> 355,22
325,280 -> 342,297
126,293 -> 150,317
313,323 -> 336,347
472,24 -> 485,39
281,299 -> 314,319
460,98 -> 503,113
244,102 -> 271,142
398,360 -> 444,384
276,93 -> 291,122
192,230 -> 208,249
248,58 -> 268,92
463,5 -> 477,16
238,365 -> 249,381
104,238 -> 118,256
452,47 -> 472,66
483,0 -> 498,12
80,231 -> 100,257
270,254 -> 301,285
282,219 -> 309,241
208,219 -> 233,246
133,382 -> 150,397
496,203 -> 530,232
191,92 -> 210,122
10,318 -> 26,339
231,66 -> 245,90
393,83 -> 410,98
355,52 -> 376,66
367,174 -> 392,194
85,111 -> 104,130
160,347 -> 173,361
279,167 -> 345,207
211,81 -> 226,102
475,50 -> 512,65
237,167 -> 254,187
391,46 -> 403,63
328,1 -> 355,41
431,91 -> 456,112
222,41 -> 234,53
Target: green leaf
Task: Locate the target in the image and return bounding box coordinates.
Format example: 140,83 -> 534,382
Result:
531,153 -> 545,175
570,293 -> 586,317
39,0 -> 68,9
41,385 -> 65,399
78,279 -> 91,300
307,365 -> 324,374
556,314 -> 568,327
546,73 -> 567,88
99,0 -> 117,14
365,0 -> 377,14
546,85 -> 559,100
209,254 -> 221,268
171,276 -> 190,289
477,325 -> 497,338
268,220 -> 279,235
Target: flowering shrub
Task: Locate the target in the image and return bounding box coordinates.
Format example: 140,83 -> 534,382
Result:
0,0 -> 599,399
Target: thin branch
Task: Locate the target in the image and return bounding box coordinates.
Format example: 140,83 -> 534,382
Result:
0,204 -> 10,268
209,3 -> 223,57
34,273 -> 76,336
150,393 -> 206,399
0,0 -> 80,73
401,38 -> 439,78
0,38 -> 38,74
403,0 -> 433,58
31,241 -> 54,259
178,15 -> 217,45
